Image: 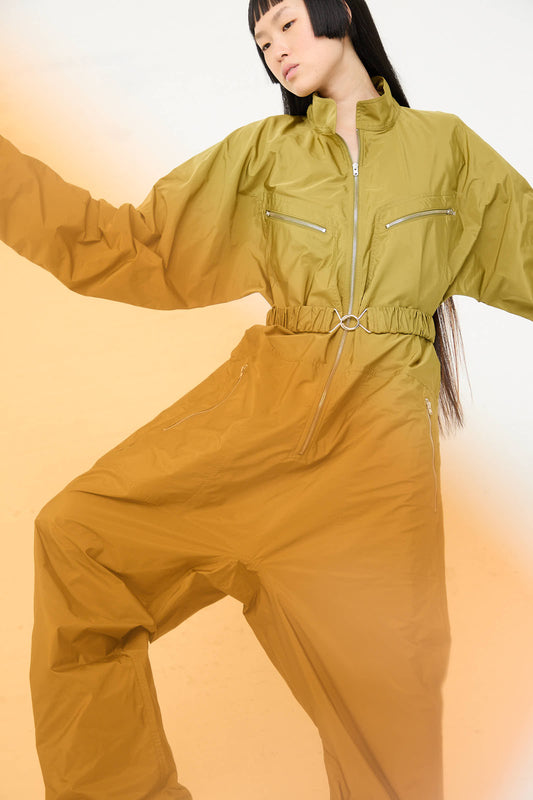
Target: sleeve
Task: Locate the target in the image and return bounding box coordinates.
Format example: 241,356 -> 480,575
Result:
443,116 -> 533,321
0,126 -> 270,310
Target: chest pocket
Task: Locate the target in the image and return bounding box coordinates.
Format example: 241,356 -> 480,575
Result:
367,193 -> 459,306
377,193 -> 458,249
262,189 -> 338,296
384,205 -> 456,229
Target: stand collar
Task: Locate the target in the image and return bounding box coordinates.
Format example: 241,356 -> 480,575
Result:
306,75 -> 400,133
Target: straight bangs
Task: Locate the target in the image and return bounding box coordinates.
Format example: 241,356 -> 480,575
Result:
248,0 -> 350,39
248,0 -> 284,35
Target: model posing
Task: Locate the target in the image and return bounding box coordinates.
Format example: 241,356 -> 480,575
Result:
1,0 -> 531,798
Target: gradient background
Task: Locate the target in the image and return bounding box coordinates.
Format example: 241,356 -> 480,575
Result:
1,0 -> 532,798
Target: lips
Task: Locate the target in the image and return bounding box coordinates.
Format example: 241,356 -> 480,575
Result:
283,64 -> 298,80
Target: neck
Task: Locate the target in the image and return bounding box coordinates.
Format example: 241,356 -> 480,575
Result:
316,45 -> 381,132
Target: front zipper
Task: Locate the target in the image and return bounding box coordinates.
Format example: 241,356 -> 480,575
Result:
384,207 -> 456,229
162,363 -> 248,431
297,133 -> 360,457
425,397 -> 438,512
265,209 -> 327,233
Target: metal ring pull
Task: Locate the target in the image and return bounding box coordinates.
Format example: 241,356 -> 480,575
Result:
328,307 -> 371,334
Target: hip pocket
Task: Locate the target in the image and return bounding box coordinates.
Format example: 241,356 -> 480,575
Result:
424,396 -> 438,513
162,363 -> 249,431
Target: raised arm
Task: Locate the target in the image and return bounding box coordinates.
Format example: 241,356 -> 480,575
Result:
444,116 -> 533,321
0,125 -> 270,310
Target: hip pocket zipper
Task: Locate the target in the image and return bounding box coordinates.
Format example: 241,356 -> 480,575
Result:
265,209 -> 327,233
162,363 -> 248,431
385,208 -> 456,229
425,397 -> 438,512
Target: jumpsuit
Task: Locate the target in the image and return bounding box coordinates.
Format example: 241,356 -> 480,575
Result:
1,74 -> 532,800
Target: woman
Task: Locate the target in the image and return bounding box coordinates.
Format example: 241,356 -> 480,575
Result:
0,0 -> 531,798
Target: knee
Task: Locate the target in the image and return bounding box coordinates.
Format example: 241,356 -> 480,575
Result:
34,488 -> 85,548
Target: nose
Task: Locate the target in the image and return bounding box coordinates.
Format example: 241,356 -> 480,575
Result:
270,38 -> 288,64
276,52 -> 289,78
263,36 -> 289,77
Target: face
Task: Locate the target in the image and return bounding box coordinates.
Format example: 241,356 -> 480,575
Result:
253,0 -> 350,98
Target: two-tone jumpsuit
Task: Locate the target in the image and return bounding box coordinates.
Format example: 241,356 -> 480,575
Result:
1,75 -> 532,799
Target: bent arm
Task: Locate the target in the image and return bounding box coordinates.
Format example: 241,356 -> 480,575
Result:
443,117 -> 533,321
0,129 -> 269,310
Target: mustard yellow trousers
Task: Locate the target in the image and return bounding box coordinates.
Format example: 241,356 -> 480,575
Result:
30,325 -> 451,799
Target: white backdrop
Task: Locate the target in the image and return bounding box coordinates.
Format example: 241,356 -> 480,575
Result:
1,1 -> 532,798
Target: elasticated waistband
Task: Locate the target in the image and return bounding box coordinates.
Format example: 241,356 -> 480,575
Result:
265,305 -> 436,343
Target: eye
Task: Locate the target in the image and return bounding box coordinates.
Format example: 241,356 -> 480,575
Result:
261,20 -> 295,52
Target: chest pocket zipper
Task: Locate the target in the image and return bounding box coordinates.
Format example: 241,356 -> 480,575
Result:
385,208 -> 456,229
425,397 -> 438,512
265,209 -> 327,233
162,363 -> 248,431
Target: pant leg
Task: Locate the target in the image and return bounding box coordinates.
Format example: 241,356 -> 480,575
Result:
242,494 -> 450,800
212,355 -> 452,800
29,355 -> 260,800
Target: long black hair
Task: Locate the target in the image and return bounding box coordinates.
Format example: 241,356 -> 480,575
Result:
248,0 -> 467,437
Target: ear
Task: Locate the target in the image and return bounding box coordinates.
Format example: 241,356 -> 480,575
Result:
342,0 -> 352,25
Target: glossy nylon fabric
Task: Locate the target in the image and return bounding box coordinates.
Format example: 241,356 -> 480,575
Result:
1,75 -> 533,799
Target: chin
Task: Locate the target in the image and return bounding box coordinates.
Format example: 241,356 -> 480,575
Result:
285,87 -> 307,98
283,80 -> 317,98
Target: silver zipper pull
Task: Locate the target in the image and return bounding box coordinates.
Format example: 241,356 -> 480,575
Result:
239,364 -> 248,378
425,397 -> 432,414
353,162 -> 358,177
